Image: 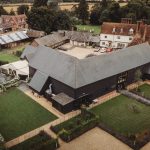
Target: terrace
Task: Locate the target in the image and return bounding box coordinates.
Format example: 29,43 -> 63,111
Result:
58,43 -> 104,59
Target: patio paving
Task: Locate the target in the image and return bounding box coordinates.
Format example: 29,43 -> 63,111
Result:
58,127 -> 132,150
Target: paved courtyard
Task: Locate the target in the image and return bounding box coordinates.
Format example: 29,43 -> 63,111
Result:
59,127 -> 132,150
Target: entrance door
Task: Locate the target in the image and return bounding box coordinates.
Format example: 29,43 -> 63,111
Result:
116,72 -> 128,91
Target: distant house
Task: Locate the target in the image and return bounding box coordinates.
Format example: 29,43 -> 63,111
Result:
22,42 -> 150,113
100,18 -> 150,49
0,15 -> 28,33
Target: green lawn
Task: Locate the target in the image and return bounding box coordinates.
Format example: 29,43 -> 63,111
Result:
0,53 -> 19,63
91,95 -> 150,136
0,88 -> 57,141
138,84 -> 150,99
76,25 -> 101,34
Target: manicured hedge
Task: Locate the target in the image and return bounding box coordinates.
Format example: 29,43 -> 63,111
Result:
0,60 -> 9,66
51,110 -> 99,142
10,131 -> 59,150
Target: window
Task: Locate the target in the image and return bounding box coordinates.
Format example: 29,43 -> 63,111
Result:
117,43 -> 125,48
112,27 -> 116,33
129,28 -> 134,35
102,42 -> 105,45
105,36 -> 107,38
117,36 -> 121,39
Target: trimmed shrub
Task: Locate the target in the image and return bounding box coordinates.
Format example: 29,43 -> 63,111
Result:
0,60 -> 9,66
51,111 -> 99,142
15,51 -> 22,57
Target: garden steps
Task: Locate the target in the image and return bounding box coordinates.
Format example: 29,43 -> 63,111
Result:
120,90 -> 150,106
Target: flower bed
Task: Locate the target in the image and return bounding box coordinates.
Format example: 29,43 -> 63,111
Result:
10,131 -> 59,150
51,109 -> 99,142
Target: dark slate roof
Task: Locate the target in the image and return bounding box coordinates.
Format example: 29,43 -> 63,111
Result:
21,45 -> 37,61
66,31 -> 92,42
29,70 -> 48,92
28,43 -> 150,89
27,29 -> 45,38
34,33 -> 68,47
52,93 -> 74,106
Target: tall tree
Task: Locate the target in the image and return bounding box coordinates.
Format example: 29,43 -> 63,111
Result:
17,5 -> 29,15
27,7 -> 72,34
9,9 -> 15,15
99,9 -> 110,24
33,0 -> 48,7
52,11 -> 72,31
0,6 -> 8,16
27,7 -> 55,33
77,0 -> 89,24
109,2 -> 121,22
101,0 -> 108,9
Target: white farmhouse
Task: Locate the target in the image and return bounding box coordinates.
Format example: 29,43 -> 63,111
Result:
100,22 -> 137,49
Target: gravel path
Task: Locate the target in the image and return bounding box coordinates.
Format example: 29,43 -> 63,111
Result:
59,127 -> 132,150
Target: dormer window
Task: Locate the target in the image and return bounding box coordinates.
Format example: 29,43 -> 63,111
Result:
112,27 -> 116,33
129,28 -> 134,35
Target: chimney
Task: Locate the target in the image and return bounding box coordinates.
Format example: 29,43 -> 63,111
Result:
142,24 -> 148,42
136,21 -> 144,33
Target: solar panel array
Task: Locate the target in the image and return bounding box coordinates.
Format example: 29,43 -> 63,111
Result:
0,31 -> 29,45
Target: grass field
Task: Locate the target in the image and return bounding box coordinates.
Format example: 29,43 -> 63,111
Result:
91,95 -> 150,136
0,88 -> 57,141
76,25 -> 101,34
0,53 -> 19,63
138,84 -> 150,99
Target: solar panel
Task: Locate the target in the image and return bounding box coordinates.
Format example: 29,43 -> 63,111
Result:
1,35 -> 13,43
0,37 -> 6,45
16,31 -> 27,40
9,33 -> 21,41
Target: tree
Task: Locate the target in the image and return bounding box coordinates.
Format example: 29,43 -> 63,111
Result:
90,10 -> 100,25
99,9 -> 110,24
27,7 -> 55,34
0,6 -> 8,16
90,4 -> 102,25
76,0 -> 89,24
101,0 -> 108,9
27,7 -> 72,34
52,11 -> 72,31
109,2 -> 121,22
17,5 -> 29,15
33,0 -> 48,7
9,9 -> 15,15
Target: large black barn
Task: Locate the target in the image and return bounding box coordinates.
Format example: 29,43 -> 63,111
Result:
21,43 -> 150,113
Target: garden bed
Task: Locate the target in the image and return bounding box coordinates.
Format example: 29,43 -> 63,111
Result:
91,95 -> 150,150
10,131 -> 59,150
130,84 -> 150,100
51,109 -> 99,142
